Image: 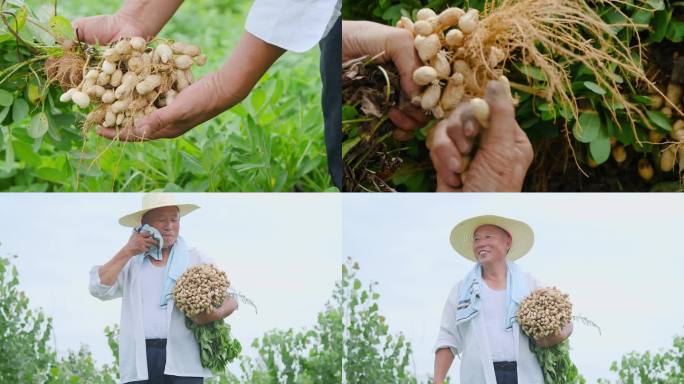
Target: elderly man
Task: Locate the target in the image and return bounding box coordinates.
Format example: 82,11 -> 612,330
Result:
434,215 -> 572,384
89,194 -> 238,384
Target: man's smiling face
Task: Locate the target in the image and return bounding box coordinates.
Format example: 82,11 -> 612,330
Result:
472,224 -> 511,264
142,206 -> 180,249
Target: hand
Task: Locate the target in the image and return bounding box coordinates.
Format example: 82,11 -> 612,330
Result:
192,308 -> 219,326
96,31 -> 284,141
429,79 -> 533,191
534,322 -> 574,348
342,21 -> 429,140
72,12 -> 148,46
72,1 -> 182,45
96,71 -> 226,141
122,231 -> 159,257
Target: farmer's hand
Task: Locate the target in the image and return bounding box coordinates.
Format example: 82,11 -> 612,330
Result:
96,32 -> 285,141
122,231 -> 159,257
192,308 -> 220,326
98,230 -> 158,285
72,1 -> 183,45
71,13 -> 146,46
429,80 -> 533,191
192,297 -> 238,325
534,322 -> 574,348
342,20 -> 429,141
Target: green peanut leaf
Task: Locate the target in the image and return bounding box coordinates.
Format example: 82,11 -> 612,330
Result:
0,90 -> 14,107
573,112 -> 601,143
27,112 -> 49,139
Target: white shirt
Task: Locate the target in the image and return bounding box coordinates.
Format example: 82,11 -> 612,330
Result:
89,248 -> 214,383
481,281 -> 516,362
434,273 -> 544,384
245,0 -> 341,52
140,258 -> 168,339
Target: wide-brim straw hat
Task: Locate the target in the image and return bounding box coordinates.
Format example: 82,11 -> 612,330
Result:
119,194 -> 200,227
449,215 -> 534,262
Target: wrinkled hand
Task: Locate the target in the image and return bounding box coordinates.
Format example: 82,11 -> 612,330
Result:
96,32 -> 283,141
72,12 -> 217,142
123,231 -> 159,257
96,71 -> 226,141
72,13 -> 148,45
192,308 -> 219,326
534,322 -> 573,348
342,21 -> 429,140
429,80 -> 533,192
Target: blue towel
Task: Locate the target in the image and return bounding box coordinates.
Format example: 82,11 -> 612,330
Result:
135,224 -> 164,260
134,225 -> 189,307
455,261 -> 529,329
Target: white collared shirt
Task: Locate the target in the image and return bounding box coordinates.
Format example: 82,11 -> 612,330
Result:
434,273 -> 544,384
245,0 -> 341,52
89,248 -> 214,383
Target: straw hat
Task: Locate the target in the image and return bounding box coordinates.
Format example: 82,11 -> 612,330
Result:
119,194 -> 200,227
449,215 -> 534,261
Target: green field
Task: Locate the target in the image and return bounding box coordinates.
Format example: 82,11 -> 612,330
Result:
0,0 -> 332,192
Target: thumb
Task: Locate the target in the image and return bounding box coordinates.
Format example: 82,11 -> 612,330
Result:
72,16 -> 116,45
482,79 -> 516,142
387,32 -> 423,99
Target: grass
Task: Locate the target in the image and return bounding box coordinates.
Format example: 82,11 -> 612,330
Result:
5,0 -> 332,192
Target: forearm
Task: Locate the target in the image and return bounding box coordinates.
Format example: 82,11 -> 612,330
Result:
98,247 -> 135,286
117,0 -> 184,38
434,347 -> 455,383
207,32 -> 285,114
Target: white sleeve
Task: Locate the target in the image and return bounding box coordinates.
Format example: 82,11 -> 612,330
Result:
88,265 -> 124,301
245,0 -> 341,52
434,282 -> 462,355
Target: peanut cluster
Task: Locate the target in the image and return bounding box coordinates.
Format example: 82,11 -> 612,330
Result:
397,7 -> 508,119
173,264 -> 230,318
59,37 -> 205,130
516,287 -> 572,339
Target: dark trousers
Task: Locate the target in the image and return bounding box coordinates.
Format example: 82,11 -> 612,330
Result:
319,17 -> 342,190
128,339 -> 203,384
494,361 -> 518,384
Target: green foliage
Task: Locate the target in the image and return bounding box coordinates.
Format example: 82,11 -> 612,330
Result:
0,251 -> 118,383
103,324 -> 119,368
0,255 -> 55,383
342,0 -> 684,191
0,0 -> 331,192
44,345 -> 118,384
220,282 -> 343,383
529,339 -> 585,384
607,333 -> 684,383
342,258 -> 417,383
186,317 -> 242,373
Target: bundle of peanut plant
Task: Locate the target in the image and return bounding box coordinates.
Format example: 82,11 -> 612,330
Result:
516,287 -> 597,384
172,264 -> 242,373
50,36 -> 205,134
343,0 -> 683,190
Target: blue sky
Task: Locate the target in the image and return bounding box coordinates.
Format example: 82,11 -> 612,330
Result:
0,193 -> 340,374
343,193 -> 684,383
